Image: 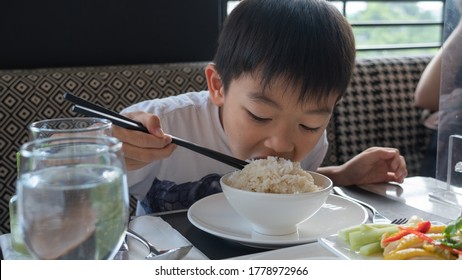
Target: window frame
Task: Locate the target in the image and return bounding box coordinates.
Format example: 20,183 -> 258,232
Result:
331,0 -> 445,53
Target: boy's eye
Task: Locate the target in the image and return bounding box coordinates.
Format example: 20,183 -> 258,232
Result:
247,111 -> 270,122
300,124 -> 321,133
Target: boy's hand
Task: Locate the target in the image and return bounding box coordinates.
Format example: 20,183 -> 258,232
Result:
113,111 -> 176,170
333,147 -> 408,186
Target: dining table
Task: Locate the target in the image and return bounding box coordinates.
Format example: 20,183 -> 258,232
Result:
1,176 -> 461,260
150,176 -> 461,259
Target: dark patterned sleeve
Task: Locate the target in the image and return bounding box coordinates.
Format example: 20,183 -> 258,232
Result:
140,173 -> 223,214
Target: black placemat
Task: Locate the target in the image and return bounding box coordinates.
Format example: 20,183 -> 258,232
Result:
158,211 -> 270,259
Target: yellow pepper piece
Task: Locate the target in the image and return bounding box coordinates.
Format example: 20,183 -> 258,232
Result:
394,233 -> 444,251
427,224 -> 446,233
383,248 -> 446,260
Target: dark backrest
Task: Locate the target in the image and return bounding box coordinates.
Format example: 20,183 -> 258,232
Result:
0,0 -> 226,69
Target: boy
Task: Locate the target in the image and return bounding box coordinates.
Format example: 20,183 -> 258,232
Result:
115,0 -> 407,215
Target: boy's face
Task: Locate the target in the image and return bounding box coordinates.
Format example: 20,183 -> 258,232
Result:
208,66 -> 337,162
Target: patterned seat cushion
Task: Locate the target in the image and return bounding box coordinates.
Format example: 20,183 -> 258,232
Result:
321,56 -> 433,178
0,62 -> 208,233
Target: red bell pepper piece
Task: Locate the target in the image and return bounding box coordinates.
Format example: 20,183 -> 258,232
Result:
382,221 -> 431,244
413,220 -> 431,233
382,230 -> 408,244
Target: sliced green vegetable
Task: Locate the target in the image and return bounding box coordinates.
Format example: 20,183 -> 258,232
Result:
359,241 -> 382,256
349,225 -> 399,250
359,223 -> 398,231
338,225 -> 361,243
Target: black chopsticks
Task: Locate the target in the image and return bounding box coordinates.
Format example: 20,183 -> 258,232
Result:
63,92 -> 248,169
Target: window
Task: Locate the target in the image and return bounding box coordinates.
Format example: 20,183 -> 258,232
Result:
226,0 -> 445,58
331,1 -> 444,57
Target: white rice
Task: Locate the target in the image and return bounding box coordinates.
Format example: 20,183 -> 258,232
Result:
224,156 -> 321,194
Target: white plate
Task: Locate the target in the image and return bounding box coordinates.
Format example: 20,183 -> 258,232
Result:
229,242 -> 340,260
318,234 -> 383,260
187,193 -> 368,248
317,220 -> 448,260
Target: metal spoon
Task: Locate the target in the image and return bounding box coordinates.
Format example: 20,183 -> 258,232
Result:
126,229 -> 193,260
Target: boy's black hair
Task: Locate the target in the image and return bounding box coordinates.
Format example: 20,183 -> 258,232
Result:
214,0 -> 356,104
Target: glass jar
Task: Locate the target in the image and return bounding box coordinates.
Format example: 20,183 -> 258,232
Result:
9,194 -> 29,255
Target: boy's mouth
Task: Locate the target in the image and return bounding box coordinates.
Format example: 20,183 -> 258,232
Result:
248,155 -> 282,161
248,155 -> 270,161
248,155 -> 295,162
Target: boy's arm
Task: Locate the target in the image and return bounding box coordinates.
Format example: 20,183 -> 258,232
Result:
316,165 -> 347,186
316,147 -> 407,187
414,51 -> 442,111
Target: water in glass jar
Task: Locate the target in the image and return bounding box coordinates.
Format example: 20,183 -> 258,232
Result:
17,164 -> 128,260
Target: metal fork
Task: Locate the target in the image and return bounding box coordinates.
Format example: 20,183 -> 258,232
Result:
390,217 -> 408,224
333,186 -> 400,224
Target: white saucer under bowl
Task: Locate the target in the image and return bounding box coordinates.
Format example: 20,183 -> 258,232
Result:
187,193 -> 367,249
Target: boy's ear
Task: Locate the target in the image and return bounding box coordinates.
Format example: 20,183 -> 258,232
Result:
205,64 -> 225,106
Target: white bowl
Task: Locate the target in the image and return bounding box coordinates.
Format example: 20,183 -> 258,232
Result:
220,171 -> 332,236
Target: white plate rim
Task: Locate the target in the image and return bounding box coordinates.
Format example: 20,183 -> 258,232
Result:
187,193 -> 368,248
228,242 -> 340,260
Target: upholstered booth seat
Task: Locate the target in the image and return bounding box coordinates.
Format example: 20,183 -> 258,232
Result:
0,56 -> 433,234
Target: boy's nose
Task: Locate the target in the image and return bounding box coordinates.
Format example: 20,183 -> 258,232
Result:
264,131 -> 295,154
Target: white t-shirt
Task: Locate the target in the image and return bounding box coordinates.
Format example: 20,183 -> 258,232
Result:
122,91 -> 328,214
